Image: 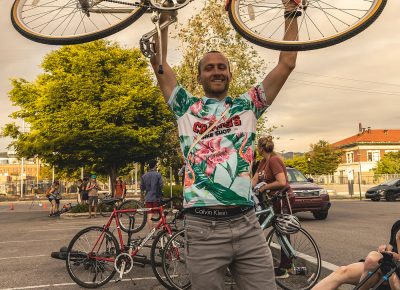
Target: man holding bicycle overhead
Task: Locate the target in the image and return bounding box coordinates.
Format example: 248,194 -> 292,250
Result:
150,2 -> 302,289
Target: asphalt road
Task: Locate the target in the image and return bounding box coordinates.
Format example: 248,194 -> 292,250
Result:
0,199 -> 398,289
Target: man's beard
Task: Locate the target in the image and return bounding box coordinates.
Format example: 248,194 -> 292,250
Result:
203,81 -> 229,98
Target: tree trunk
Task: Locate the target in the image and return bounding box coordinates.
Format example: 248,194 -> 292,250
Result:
109,165 -> 117,197
140,161 -> 145,202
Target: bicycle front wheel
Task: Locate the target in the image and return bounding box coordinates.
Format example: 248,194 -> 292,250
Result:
118,199 -> 147,233
266,227 -> 321,290
66,226 -> 120,288
150,228 -> 178,290
228,0 -> 387,51
11,0 -> 147,45
162,229 -> 191,290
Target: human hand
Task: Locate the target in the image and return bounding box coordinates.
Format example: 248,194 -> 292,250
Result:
281,0 -> 308,15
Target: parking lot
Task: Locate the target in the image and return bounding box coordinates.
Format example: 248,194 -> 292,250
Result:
0,201 -> 166,290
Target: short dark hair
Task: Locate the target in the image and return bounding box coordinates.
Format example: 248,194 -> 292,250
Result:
197,51 -> 231,76
389,220 -> 400,248
148,159 -> 157,169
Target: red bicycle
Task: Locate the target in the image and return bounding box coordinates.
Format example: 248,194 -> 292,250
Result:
65,196 -> 182,288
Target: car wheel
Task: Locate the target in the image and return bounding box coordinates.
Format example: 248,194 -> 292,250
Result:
312,211 -> 328,220
371,197 -> 380,201
385,192 -> 396,201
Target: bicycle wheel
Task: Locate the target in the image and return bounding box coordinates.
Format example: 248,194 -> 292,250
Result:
150,228 -> 178,290
118,199 -> 147,233
266,227 -> 321,290
66,226 -> 120,288
11,0 -> 147,45
162,229 -> 191,290
98,201 -> 114,217
227,0 -> 387,51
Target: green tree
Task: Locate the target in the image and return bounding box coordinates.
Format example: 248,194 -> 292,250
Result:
306,140 -> 342,175
284,155 -> 309,173
374,152 -> 400,174
2,40 -> 174,191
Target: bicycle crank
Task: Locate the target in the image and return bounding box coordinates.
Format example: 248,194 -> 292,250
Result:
114,253 -> 134,277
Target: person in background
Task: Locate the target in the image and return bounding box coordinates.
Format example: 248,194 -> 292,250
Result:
81,177 -> 89,204
252,136 -> 294,278
115,177 -> 126,201
86,175 -> 100,218
47,180 -> 61,217
140,159 -> 163,229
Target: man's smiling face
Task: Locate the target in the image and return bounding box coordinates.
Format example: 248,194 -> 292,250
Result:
197,52 -> 232,100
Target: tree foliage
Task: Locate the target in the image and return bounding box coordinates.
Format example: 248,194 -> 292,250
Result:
374,152 -> 400,174
284,155 -> 309,173
3,40 -> 174,185
306,140 -> 342,175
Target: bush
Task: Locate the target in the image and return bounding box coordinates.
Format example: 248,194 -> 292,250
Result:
69,203 -> 89,213
162,184 -> 184,209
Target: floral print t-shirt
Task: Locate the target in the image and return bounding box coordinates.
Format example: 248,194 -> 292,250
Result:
168,84 -> 269,208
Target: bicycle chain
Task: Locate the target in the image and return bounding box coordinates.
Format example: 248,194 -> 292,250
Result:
103,0 -> 147,8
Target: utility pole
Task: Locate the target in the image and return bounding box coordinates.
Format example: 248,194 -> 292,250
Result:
20,120 -> 25,197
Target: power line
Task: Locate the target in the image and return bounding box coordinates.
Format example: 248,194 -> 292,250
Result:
293,71 -> 400,88
288,79 -> 400,96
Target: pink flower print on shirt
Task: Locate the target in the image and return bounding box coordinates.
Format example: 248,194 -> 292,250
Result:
194,138 -> 235,176
189,100 -> 203,115
248,86 -> 266,109
238,133 -> 253,165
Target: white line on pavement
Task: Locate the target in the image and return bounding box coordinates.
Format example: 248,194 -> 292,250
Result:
0,255 -> 47,261
0,277 -> 158,289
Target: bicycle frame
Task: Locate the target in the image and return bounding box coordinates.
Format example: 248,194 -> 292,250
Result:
88,204 -> 174,263
256,203 -> 297,260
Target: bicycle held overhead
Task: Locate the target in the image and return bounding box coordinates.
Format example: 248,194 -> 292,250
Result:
11,0 -> 387,51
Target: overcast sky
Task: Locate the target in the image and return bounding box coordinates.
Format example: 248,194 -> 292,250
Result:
1,1 -> 400,154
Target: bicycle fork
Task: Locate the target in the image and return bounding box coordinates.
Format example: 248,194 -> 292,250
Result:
140,11 -> 177,74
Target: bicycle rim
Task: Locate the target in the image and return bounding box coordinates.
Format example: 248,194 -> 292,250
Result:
118,200 -> 147,233
11,0 -> 147,45
66,226 -> 119,288
266,228 -> 321,290
162,229 -> 191,290
150,229 -> 177,289
228,0 -> 386,51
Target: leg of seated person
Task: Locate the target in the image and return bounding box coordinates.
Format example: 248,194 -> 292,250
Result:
389,272 -> 400,290
312,262 -> 364,290
358,251 -> 383,290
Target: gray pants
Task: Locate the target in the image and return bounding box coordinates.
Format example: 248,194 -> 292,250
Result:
185,210 -> 277,290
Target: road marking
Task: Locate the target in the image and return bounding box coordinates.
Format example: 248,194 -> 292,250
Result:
0,277 -> 158,289
0,255 -> 47,261
0,239 -> 63,244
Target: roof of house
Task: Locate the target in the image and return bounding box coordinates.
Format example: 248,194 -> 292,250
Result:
332,129 -> 400,148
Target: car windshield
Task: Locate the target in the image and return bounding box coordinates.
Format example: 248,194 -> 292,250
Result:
287,168 -> 309,183
379,179 -> 400,186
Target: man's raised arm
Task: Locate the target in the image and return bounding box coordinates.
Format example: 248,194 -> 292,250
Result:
150,13 -> 177,102
262,7 -> 300,105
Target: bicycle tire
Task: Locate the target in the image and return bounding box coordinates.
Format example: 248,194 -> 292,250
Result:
99,201 -> 114,218
150,228 -> 178,290
227,0 -> 387,51
11,0 -> 147,45
66,226 -> 120,288
118,199 -> 147,233
162,229 -> 191,290
266,227 -> 321,290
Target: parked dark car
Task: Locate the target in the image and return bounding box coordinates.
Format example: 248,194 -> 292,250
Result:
287,167 -> 331,220
365,178 -> 400,201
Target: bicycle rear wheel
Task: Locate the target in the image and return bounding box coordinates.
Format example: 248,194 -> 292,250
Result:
118,199 -> 147,233
266,227 -> 321,290
228,0 -> 387,51
66,226 -> 120,288
162,229 -> 191,290
99,201 -> 114,217
11,0 -> 147,45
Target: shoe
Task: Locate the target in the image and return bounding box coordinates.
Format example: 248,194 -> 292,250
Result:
274,268 -> 289,279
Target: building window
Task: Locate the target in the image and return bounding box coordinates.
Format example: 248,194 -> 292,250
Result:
346,152 -> 354,163
367,150 -> 380,162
